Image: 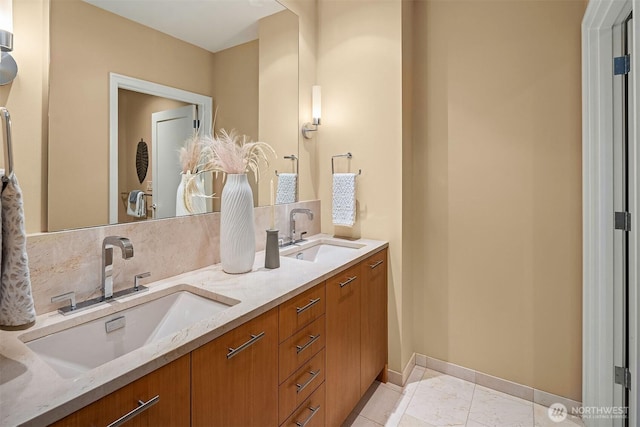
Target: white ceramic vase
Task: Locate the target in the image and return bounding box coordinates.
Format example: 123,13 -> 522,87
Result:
220,173 -> 255,273
176,172 -> 206,216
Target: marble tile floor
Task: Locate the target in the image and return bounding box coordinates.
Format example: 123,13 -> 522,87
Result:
343,366 -> 584,427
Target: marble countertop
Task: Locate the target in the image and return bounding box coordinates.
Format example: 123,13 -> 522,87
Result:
0,234 -> 387,426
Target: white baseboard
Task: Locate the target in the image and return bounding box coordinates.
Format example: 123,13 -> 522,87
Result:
387,352 -> 416,387
389,352 -> 582,410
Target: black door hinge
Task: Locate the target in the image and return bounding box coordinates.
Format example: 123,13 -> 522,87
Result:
615,366 -> 632,389
615,212 -> 632,231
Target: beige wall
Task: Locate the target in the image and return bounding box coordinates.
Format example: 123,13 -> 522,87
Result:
211,40 -> 260,209
316,0 -> 409,373
258,10 -> 299,207
411,0 -> 586,400
117,90 -> 187,223
211,41 -> 259,140
48,0 -> 215,231
0,0 -> 49,233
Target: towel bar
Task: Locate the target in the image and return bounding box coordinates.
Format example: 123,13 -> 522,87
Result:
275,154 -> 298,176
332,152 -> 362,176
0,107 -> 14,178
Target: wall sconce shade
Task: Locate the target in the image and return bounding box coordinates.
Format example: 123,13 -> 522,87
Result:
0,0 -> 17,86
302,85 -> 321,139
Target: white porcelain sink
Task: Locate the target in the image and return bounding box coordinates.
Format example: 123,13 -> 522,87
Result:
23,290 -> 235,378
281,239 -> 365,262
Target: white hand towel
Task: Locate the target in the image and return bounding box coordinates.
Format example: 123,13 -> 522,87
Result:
276,173 -> 297,204
127,190 -> 146,218
332,173 -> 357,227
136,191 -> 146,218
0,172 -> 36,329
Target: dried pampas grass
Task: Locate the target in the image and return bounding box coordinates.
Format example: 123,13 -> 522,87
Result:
179,134 -> 203,174
179,129 -> 276,213
198,129 -> 276,180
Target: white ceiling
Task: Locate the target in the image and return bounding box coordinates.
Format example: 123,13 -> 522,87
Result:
83,0 -> 286,53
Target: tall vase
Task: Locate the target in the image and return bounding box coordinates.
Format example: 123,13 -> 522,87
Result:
220,174 -> 255,273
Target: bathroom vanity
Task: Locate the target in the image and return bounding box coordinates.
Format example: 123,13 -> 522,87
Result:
0,235 -> 387,427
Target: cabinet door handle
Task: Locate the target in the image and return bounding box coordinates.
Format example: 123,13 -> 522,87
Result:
296,298 -> 320,314
296,334 -> 321,354
295,405 -> 321,427
296,369 -> 321,393
106,395 -> 160,427
226,332 -> 265,359
369,260 -> 384,269
339,276 -> 357,288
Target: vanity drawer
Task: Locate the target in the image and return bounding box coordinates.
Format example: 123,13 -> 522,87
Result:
279,348 -> 325,424
279,315 -> 325,383
280,382 -> 325,427
279,282 -> 325,342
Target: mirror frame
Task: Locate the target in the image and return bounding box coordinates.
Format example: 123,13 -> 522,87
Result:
108,73 -> 213,224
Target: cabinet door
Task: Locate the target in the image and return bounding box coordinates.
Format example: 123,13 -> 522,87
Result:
191,307 -> 278,427
326,264 -> 361,427
50,354 -> 190,427
360,248 -> 388,394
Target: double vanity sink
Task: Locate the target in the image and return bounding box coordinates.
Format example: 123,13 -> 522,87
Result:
22,240 -> 364,380
1,234 -> 387,426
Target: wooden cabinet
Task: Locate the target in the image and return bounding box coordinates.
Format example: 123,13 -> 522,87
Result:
280,382 -> 326,427
326,264 -> 362,427
49,247 -> 387,427
279,315 -> 326,384
50,354 -> 190,427
279,348 -> 326,424
279,283 -> 326,341
360,248 -> 388,394
191,308 -> 279,427
279,282 -> 326,426
326,249 -> 389,426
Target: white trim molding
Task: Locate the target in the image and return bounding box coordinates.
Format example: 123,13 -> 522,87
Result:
629,2 -> 639,426
582,1 -> 638,426
108,73 -> 213,224
404,353 -> 582,411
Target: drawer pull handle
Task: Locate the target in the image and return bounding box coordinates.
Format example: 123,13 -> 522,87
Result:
295,405 -> 321,427
296,334 -> 321,354
369,260 -> 384,269
106,395 -> 160,427
296,369 -> 320,393
227,332 -> 265,359
339,276 -> 357,288
296,298 -> 321,314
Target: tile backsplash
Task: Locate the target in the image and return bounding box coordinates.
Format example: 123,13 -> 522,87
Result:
27,200 -> 320,315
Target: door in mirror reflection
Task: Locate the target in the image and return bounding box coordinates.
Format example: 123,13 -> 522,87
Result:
152,105 -> 197,220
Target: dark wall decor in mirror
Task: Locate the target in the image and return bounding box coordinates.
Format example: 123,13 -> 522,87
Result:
135,139 -> 148,184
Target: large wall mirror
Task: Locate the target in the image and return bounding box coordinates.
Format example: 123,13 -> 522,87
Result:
48,0 -> 300,232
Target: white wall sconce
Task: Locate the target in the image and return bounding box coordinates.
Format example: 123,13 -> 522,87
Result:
302,85 -> 321,139
0,0 -> 17,86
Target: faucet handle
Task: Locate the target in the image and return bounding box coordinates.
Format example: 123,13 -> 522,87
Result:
51,291 -> 76,311
300,231 -> 308,241
134,272 -> 151,290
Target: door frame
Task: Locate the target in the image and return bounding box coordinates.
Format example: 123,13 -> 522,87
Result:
108,73 -> 213,224
583,1 -> 638,426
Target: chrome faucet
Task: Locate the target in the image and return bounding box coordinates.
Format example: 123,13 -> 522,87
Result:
102,236 -> 134,300
289,208 -> 314,245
